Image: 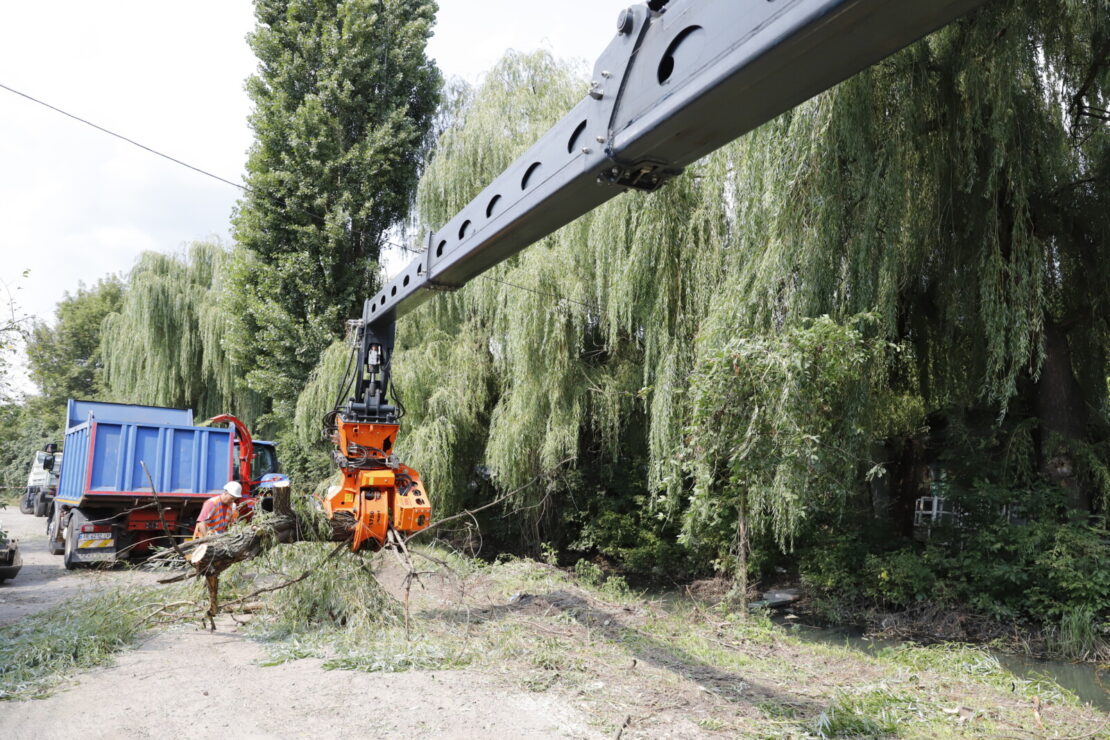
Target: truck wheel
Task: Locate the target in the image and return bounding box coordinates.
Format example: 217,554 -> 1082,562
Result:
63,514 -> 81,570
32,492 -> 48,518
19,490 -> 34,515
47,504 -> 65,555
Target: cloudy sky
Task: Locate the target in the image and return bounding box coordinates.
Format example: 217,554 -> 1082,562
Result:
0,0 -> 629,390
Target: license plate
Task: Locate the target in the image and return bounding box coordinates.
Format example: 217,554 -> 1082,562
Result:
78,550 -> 116,561
79,532 -> 112,540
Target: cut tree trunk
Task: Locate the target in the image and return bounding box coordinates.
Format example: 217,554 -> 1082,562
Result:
185,514 -> 298,576
164,483 -> 308,622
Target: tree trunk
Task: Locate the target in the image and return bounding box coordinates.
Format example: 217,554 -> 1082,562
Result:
887,438 -> 929,538
161,484 -> 307,594
1035,319 -> 1090,513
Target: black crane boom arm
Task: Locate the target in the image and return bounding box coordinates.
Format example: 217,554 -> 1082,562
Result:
347,0 -> 988,422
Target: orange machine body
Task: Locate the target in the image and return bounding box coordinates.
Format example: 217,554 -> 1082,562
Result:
323,416 -> 432,551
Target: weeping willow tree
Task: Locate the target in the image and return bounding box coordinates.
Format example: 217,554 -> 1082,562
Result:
387,53 -> 908,555
688,0 -> 1110,519
292,2 -> 1108,579
100,242 -> 265,424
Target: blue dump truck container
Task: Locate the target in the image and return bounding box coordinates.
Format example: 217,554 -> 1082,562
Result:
57,401 -> 233,505
49,400 -> 277,569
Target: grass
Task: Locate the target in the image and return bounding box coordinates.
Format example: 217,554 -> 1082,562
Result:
814,687 -> 909,738
0,584 -> 191,700
1047,606 -> 1103,661
6,544 -> 1105,738
877,642 -> 1079,706
228,540 -> 473,674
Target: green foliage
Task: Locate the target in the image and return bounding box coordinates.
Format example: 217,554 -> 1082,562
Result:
0,272 -> 31,401
573,558 -> 603,588
321,640 -> 471,673
570,504 -> 693,580
878,642 -> 1078,704
100,242 -> 264,424
683,314 -> 897,554
814,688 -> 906,738
573,558 -> 633,601
800,484 -> 1110,627
862,550 -> 938,607
6,2 -> 1106,658
391,3 -> 1110,627
0,396 -> 61,491
282,339 -> 354,483
247,541 -> 402,640
1048,606 -> 1102,662
230,0 -> 442,414
395,51 -> 597,529
25,276 -> 123,407
0,586 -> 168,700
9,277 -> 120,484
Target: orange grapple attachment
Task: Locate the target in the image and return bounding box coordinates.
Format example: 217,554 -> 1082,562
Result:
324,416 -> 432,551
390,464 -> 431,534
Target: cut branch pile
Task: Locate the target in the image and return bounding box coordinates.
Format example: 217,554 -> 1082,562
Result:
147,466 -> 560,630
153,482 -> 305,627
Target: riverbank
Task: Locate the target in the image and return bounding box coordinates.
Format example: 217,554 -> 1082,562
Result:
769,589 -> 1107,667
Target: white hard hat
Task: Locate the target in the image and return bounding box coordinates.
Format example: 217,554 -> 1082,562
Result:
223,481 -> 243,498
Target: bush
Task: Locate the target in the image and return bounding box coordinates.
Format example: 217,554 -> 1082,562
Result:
797,485 -> 1110,628
862,550 -> 937,608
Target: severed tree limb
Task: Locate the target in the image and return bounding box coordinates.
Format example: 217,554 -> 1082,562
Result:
151,481 -> 302,624
386,527 -> 424,635
403,458 -> 573,547
150,463 -> 567,629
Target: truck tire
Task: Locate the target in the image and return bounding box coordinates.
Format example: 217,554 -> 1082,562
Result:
48,504 -> 66,556
32,492 -> 48,517
19,489 -> 34,515
63,513 -> 81,570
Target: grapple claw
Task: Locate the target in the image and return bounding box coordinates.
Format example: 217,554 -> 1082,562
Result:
323,416 -> 431,551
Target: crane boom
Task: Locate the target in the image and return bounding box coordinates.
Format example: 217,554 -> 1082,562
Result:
329,0 -> 989,549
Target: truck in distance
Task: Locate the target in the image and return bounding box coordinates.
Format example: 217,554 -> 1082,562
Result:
20,444 -> 61,517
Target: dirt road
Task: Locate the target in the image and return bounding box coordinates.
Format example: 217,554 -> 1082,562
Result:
0,510 -> 599,738
3,627 -> 598,739
0,507 -> 158,625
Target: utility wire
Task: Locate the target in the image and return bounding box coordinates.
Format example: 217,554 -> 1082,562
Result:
0,81 -> 244,191
1,81 -> 585,306
0,80 -> 423,255
478,274 -> 593,310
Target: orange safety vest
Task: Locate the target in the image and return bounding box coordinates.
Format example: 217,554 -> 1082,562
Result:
195,497 -> 237,536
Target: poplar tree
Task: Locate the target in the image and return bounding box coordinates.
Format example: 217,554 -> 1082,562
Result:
230,0 -> 441,414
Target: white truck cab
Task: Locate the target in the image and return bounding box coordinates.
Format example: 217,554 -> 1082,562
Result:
22,448 -> 61,517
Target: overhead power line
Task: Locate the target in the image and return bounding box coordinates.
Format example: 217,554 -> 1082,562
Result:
0,79 -> 427,255
0,81 -> 245,191
1,81 -> 400,241
0,81 -> 591,308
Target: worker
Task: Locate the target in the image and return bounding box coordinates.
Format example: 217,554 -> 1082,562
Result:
193,481 -> 242,538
